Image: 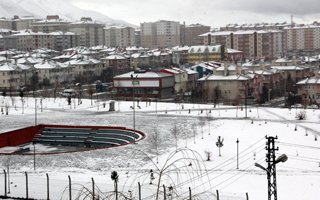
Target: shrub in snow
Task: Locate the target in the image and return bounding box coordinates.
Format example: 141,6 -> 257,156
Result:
296,110 -> 306,120
204,150 -> 212,161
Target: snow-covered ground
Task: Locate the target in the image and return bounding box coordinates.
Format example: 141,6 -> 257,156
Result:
0,96 -> 320,200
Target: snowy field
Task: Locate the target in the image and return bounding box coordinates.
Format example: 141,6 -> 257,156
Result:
0,96 -> 320,200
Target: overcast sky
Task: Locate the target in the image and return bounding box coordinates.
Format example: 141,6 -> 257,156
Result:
71,0 -> 320,27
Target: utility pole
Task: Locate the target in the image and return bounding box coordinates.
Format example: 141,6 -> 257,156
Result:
245,82 -> 248,118
236,138 -> 239,169
131,74 -> 138,133
266,136 -> 278,200
255,136 -> 288,200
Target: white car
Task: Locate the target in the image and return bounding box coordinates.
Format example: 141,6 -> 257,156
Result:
291,104 -> 303,108
60,89 -> 76,97
307,104 -> 319,109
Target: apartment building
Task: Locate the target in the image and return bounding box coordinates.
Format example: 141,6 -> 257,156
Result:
104,26 -> 135,47
12,16 -> 35,31
201,30 -> 283,60
140,20 -> 180,49
69,17 -> 105,47
220,22 -> 290,31
50,31 -> 79,51
8,30 -> 54,51
31,15 -> 70,33
2,30 -> 79,51
0,62 -> 31,89
180,23 -> 210,46
284,25 -> 320,55
0,18 -> 13,30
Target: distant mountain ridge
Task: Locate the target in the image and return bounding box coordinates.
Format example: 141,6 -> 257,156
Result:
0,0 -> 134,27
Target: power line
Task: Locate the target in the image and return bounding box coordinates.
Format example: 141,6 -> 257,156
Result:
141,136 -> 267,200
277,141 -> 320,150
174,137 -> 266,189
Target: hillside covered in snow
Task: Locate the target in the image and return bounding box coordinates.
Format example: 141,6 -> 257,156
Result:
0,0 -> 133,26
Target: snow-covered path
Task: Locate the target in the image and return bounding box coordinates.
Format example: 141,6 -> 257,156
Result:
0,97 -> 319,199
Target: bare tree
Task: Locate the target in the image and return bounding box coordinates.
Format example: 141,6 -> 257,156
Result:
149,126 -> 162,164
87,85 -> 95,105
171,124 -> 179,151
198,118 -> 206,139
192,123 -> 197,144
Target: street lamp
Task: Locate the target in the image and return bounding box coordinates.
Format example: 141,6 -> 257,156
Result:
33,141 -> 36,171
255,136 -> 288,200
34,98 -> 37,126
130,74 -> 138,133
236,138 -> 239,169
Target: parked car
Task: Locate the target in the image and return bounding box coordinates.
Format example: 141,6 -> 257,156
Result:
306,104 -> 319,109
60,89 -> 76,97
291,104 -> 303,108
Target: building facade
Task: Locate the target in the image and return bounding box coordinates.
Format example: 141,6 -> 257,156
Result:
104,26 -> 135,47
201,30 -> 283,60
284,25 -> 320,56
140,20 -> 180,49
31,16 -> 70,33
180,23 -> 210,46
296,74 -> 320,105
69,18 -> 105,47
113,70 -> 175,99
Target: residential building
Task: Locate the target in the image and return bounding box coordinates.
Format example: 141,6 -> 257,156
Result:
50,31 -> 79,51
0,18 -> 13,30
8,30 -> 54,51
0,62 -> 31,90
197,64 -> 253,104
12,16 -> 35,31
66,56 -> 102,83
296,73 -> 320,105
31,15 -> 70,33
180,23 -> 210,46
113,70 -> 175,99
220,22 -> 290,31
200,30 -> 283,60
104,26 -> 135,47
140,20 -> 180,49
160,67 -> 189,93
69,17 -> 105,47
187,45 -> 224,64
134,29 -> 141,47
284,25 -> 320,56
102,54 -> 130,75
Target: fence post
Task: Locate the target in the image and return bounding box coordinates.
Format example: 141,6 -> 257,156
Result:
3,170 -> 7,197
216,190 -> 219,200
138,182 -> 141,200
68,175 -> 71,200
189,187 -> 191,200
163,185 -> 166,200
246,192 -> 249,200
92,177 -> 95,200
46,173 -> 49,200
25,172 -> 28,199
